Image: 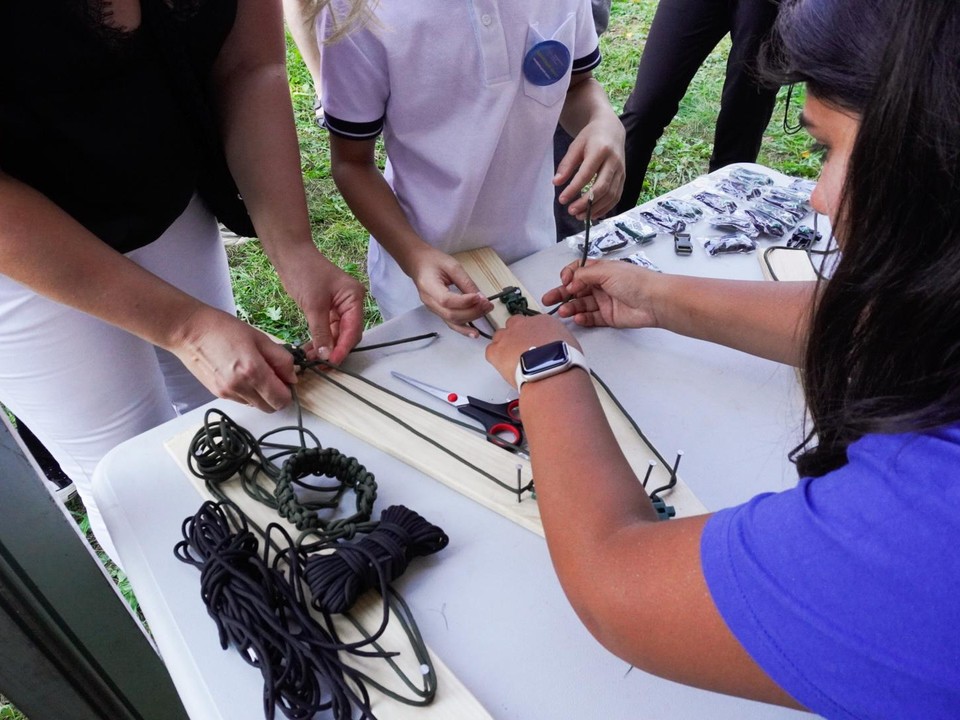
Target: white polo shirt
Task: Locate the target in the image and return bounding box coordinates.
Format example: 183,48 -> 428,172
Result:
319,0 -> 601,319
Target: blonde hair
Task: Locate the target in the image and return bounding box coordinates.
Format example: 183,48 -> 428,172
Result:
304,0 -> 378,43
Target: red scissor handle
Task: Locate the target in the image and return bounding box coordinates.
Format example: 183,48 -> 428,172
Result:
487,422 -> 523,447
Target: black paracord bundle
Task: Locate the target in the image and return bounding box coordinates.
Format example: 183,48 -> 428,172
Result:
175,405 -> 448,720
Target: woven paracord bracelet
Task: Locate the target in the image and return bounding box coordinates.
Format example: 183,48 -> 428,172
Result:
275,446 -> 378,537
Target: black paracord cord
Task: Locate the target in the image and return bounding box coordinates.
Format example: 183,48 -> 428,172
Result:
303,290 -> 676,512
485,287 -> 680,514
782,83 -> 803,135
290,348 -> 535,499
352,332 -> 440,353
174,501 -> 380,720
180,393 -> 448,719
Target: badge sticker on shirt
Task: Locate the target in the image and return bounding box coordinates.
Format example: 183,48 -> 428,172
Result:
523,39 -> 571,86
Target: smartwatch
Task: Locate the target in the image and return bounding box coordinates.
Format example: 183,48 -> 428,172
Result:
515,341 -> 588,388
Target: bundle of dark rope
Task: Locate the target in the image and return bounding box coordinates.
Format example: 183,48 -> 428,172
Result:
305,505 -> 449,614
174,501 -> 378,720
180,404 -> 448,719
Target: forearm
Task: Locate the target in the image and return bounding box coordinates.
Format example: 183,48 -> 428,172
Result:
0,172 -> 207,350
652,274 -> 814,366
212,0 -> 317,275
519,369 -> 664,639
558,75 -> 616,138
215,61 -> 315,265
330,153 -> 432,274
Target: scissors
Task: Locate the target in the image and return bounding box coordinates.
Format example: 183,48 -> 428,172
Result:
391,371 -> 523,448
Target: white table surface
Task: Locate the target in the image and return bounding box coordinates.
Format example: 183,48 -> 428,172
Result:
94,164 -> 820,720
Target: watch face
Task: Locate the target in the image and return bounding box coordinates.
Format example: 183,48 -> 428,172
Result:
521,341 -> 569,375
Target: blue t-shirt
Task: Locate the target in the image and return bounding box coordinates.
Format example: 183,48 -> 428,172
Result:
702,424 -> 960,719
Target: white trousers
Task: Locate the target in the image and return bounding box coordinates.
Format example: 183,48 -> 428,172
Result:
0,196 -> 235,560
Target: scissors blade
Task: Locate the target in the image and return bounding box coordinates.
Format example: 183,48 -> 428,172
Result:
391,371 -> 465,406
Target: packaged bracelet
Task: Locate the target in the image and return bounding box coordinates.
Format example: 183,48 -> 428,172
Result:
694,191 -> 738,214
567,226 -> 632,258
730,166 -> 774,186
716,178 -> 762,201
706,211 -> 759,237
657,197 -> 703,220
620,250 -> 662,272
789,178 -> 817,200
761,189 -> 808,220
639,207 -> 686,233
754,200 -> 800,227
701,233 -> 758,256
614,218 -> 657,245
744,206 -> 786,237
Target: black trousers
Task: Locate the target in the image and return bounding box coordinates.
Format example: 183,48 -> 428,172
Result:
614,0 -> 781,215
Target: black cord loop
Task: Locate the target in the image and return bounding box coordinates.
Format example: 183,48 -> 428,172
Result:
305,505 -> 449,614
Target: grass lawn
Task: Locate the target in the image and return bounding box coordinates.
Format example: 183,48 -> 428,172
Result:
2,3 -> 821,719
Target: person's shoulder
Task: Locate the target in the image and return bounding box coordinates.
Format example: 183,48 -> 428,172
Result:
849,422 -> 960,477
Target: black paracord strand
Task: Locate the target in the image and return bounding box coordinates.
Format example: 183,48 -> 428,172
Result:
291,352 -> 535,500
174,501 -> 379,720
179,399 -> 449,719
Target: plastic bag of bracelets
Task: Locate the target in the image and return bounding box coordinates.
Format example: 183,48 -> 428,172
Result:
657,197 -> 704,221
614,217 -> 657,245
744,206 -> 786,237
789,178 -> 817,201
700,233 -> 758,256
706,211 -> 759,238
694,191 -> 738,214
715,177 -> 762,201
753,199 -> 800,228
762,187 -> 810,220
730,166 -> 774,187
637,206 -> 687,233
620,251 -> 662,272
567,223 -> 636,258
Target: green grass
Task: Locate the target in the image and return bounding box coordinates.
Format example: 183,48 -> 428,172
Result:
0,698 -> 26,720
231,0 -> 820,342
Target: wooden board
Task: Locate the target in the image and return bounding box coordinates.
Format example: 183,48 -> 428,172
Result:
164,431 -> 492,720
455,247 -> 707,517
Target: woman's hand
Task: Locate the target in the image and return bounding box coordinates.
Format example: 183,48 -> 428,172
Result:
273,244 -> 365,365
543,260 -> 664,330
485,314 -> 582,389
408,246 -> 494,337
172,305 -> 299,412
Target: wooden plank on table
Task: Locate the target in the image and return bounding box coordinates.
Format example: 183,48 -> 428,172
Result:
454,247 -> 707,517
164,431 -> 492,720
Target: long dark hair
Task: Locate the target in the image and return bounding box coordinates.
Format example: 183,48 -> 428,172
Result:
764,0 -> 960,477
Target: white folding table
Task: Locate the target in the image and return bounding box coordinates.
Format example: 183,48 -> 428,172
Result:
94,164 -> 820,720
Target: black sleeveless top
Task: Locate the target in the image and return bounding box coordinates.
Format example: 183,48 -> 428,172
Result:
0,0 -> 237,252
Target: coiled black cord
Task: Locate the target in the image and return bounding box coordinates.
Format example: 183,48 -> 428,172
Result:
305,505 -> 449,614
179,397 -> 449,719
174,501 -> 378,720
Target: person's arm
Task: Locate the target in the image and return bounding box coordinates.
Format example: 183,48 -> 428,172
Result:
0,170 -> 297,411
211,0 -> 364,363
544,260 -> 814,366
556,71 -> 626,220
328,133 -> 493,335
485,314 -> 803,709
